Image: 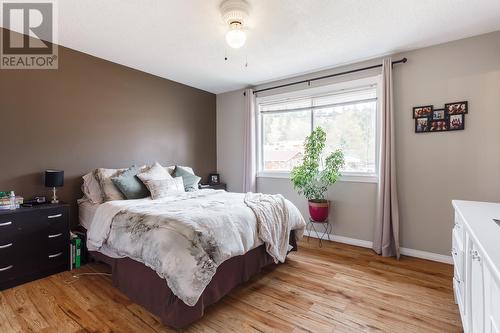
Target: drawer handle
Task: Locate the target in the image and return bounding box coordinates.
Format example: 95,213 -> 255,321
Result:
0,243 -> 13,249
0,265 -> 13,272
48,233 -> 63,239
48,252 -> 63,259
0,221 -> 12,227
48,214 -> 62,219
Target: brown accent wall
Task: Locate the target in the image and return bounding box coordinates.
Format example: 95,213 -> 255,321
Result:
0,29 -> 216,225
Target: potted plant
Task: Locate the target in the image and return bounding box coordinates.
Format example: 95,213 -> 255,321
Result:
291,127 -> 345,222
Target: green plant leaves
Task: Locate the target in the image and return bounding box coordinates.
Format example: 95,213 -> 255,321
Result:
291,127 -> 345,201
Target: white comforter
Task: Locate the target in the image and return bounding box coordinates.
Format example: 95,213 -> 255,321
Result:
87,189 -> 305,306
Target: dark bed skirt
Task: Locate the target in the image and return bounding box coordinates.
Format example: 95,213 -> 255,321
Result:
90,230 -> 297,329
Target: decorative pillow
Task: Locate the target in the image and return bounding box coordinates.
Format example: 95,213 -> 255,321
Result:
82,171 -> 103,204
143,177 -> 185,199
138,162 -> 172,184
166,165 -> 194,176
174,166 -> 201,192
111,165 -> 150,199
94,168 -> 127,201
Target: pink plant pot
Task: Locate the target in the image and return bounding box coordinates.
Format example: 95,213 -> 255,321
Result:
308,200 -> 329,222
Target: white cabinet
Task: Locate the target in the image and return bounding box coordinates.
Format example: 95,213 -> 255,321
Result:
468,238 -> 484,333
453,201 -> 500,333
484,267 -> 500,333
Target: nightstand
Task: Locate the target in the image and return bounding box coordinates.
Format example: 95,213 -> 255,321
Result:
200,183 -> 227,190
0,203 -> 70,290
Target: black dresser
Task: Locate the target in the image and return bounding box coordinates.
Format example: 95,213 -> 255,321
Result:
0,203 -> 70,290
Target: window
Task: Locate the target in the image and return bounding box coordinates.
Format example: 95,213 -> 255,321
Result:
257,77 -> 380,181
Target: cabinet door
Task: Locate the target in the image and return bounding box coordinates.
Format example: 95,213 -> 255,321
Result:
469,241 -> 485,333
484,266 -> 500,333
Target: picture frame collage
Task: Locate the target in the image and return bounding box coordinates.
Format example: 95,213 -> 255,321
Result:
413,101 -> 467,133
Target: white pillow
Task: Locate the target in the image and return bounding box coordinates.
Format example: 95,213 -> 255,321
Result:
94,168 -> 127,202
82,172 -> 103,204
138,162 -> 172,183
143,177 -> 185,199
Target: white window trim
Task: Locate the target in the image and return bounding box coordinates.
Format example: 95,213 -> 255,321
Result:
256,171 -> 378,183
256,76 -> 382,184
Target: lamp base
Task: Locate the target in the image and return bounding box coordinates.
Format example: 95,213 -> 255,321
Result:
51,187 -> 59,204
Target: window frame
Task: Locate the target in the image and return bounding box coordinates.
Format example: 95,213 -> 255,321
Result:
256,76 -> 382,183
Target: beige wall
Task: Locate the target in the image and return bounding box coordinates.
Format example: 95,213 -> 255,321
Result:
393,31 -> 500,254
217,30 -> 500,255
257,178 -> 376,242
0,29 -> 216,226
216,90 -> 245,192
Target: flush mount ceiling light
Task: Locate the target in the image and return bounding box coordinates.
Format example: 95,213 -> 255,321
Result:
220,0 -> 249,49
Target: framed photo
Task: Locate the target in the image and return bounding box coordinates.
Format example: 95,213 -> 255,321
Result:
445,101 -> 468,115
430,120 -> 448,132
449,114 -> 465,130
208,173 -> 220,185
413,105 -> 433,119
415,117 -> 429,133
432,109 -> 445,120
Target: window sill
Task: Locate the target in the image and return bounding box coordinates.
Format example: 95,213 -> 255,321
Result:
256,172 -> 378,183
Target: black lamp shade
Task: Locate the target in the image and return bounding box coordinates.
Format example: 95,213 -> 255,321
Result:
45,170 -> 64,188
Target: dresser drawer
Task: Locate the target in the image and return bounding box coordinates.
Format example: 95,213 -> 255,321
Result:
0,262 -> 18,284
43,207 -> 67,223
454,212 -> 465,244
0,210 -> 49,244
46,248 -> 69,269
0,214 -> 18,244
47,232 -> 69,254
453,276 -> 466,331
43,207 -> 69,232
0,241 -> 18,268
452,228 -> 464,280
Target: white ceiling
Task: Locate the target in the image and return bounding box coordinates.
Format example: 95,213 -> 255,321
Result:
6,0 -> 500,93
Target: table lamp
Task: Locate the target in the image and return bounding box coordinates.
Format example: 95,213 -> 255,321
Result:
45,170 -> 64,204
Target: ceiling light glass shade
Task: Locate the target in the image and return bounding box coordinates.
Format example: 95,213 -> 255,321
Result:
225,23 -> 246,49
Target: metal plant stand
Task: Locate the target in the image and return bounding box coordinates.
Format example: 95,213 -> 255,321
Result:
306,217 -> 332,247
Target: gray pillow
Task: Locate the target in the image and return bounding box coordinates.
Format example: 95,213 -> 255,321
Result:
174,166 -> 201,192
112,165 -> 150,199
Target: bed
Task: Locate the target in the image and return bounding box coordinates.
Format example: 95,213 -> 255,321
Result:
79,189 -> 305,328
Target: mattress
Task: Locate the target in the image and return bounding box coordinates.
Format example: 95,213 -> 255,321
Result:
78,200 -> 100,230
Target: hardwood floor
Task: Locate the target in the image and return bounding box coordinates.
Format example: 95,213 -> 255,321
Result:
0,239 -> 463,333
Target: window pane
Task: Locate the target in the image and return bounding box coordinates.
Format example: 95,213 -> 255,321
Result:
313,101 -> 377,174
262,111 -> 311,171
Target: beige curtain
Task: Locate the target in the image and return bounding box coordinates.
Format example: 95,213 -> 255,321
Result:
243,88 -> 257,192
373,58 -> 400,258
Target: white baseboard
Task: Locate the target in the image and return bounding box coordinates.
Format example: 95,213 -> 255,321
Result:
399,247 -> 453,264
303,229 -> 373,248
302,230 -> 453,264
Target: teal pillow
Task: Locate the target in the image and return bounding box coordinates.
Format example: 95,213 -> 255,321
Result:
112,166 -> 150,199
174,166 -> 201,192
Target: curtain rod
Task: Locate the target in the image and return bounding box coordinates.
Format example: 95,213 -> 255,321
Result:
244,57 -> 407,96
